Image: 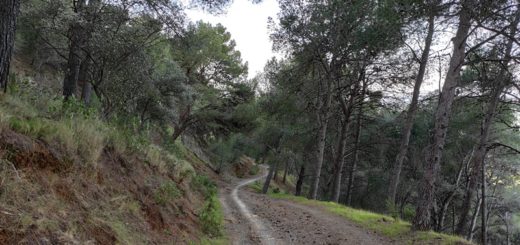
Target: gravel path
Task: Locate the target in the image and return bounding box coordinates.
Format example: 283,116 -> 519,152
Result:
218,170 -> 393,245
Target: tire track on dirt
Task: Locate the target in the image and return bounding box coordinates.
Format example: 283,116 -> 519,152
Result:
230,171 -> 279,245
219,167 -> 392,245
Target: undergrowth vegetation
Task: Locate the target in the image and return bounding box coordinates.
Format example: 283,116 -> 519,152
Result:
154,180 -> 182,206
0,82 -> 223,243
250,179 -> 282,194
0,85 -> 195,174
193,175 -> 224,238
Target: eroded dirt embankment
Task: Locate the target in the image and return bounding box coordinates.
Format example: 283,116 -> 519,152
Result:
219,171 -> 393,245
0,129 -> 208,244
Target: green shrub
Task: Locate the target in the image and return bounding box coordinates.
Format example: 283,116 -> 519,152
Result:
193,175 -> 223,237
73,118 -> 105,166
165,139 -> 188,159
47,119 -> 76,155
41,117 -> 104,167
145,145 -> 163,164
385,200 -> 415,222
145,144 -> 167,173
48,96 -> 98,119
249,165 -> 259,175
199,195 -> 223,237
3,94 -> 105,168
248,181 -> 263,193
9,117 -> 55,138
0,94 -> 38,118
192,175 -> 217,197
154,181 -> 181,205
106,128 -> 130,153
0,108 -> 10,132
106,123 -> 150,154
402,204 -> 415,221
175,159 -> 195,181
162,152 -> 179,170
144,144 -> 183,175
385,199 -> 399,220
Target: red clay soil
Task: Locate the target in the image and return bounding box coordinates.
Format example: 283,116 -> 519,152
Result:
0,129 -> 209,244
0,130 -> 69,172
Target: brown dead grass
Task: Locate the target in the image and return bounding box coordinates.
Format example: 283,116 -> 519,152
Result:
232,155 -> 256,178
0,129 -> 209,244
0,130 -> 70,172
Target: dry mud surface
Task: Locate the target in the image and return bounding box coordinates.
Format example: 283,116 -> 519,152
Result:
218,171 -> 393,245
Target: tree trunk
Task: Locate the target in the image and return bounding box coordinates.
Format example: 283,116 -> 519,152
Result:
331,119 -> 349,202
172,121 -> 190,142
468,197 -> 482,241
172,125 -> 184,142
331,88 -> 357,202
436,149 -> 469,232
282,160 -> 289,184
309,85 -> 333,200
455,7 -> 520,235
480,157 -> 487,245
263,161 -> 278,194
345,81 -> 366,205
295,165 -> 305,196
63,0 -> 87,100
63,34 -> 84,98
76,0 -> 100,102
504,212 -> 510,245
79,58 -> 92,105
388,9 -> 435,205
0,0 -> 21,92
452,204 -> 456,234
172,106 -> 192,142
412,0 -> 474,231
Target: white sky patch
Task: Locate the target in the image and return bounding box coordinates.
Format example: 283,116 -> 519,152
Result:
185,0 -> 280,78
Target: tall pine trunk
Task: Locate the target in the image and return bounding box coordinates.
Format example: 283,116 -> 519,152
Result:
295,165 -> 305,196
331,85 -> 358,202
79,58 -> 92,105
412,0 -> 474,231
388,10 -> 435,205
480,158 -> 487,245
331,118 -> 349,202
468,197 -> 482,241
309,84 -> 333,200
345,81 -> 366,205
0,0 -> 21,92
263,161 -> 278,194
282,160 -> 289,184
436,149 -> 470,231
63,0 -> 87,100
455,8 -> 520,235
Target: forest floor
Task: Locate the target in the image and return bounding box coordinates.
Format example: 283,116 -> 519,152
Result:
218,169 -> 392,245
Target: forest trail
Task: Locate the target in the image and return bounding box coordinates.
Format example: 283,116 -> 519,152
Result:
218,169 -> 393,245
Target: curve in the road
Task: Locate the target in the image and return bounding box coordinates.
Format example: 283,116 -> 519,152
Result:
230,171 -> 277,245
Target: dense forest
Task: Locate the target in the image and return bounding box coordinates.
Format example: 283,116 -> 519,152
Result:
1,0 -> 520,244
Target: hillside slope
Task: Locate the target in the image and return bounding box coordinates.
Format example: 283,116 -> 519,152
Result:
0,94 -> 222,244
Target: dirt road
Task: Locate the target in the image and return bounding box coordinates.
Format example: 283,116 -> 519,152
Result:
218,171 -> 393,245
